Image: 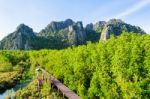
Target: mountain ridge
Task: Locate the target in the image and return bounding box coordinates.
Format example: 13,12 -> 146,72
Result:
0,19 -> 146,50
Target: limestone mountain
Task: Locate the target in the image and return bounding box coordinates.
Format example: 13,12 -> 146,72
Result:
38,20 -> 86,46
67,21 -> 86,45
85,21 -> 106,42
39,19 -> 74,34
100,19 -> 145,40
86,19 -> 145,42
0,24 -> 36,50
0,19 -> 146,50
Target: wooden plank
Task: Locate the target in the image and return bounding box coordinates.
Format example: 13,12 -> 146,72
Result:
38,67 -> 80,99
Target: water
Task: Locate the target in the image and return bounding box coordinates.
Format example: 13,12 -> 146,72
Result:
0,88 -> 16,99
0,84 -> 20,99
0,81 -> 31,99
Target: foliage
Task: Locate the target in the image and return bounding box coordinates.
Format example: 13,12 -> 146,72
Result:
28,32 -> 150,99
15,80 -> 63,99
0,55 -> 13,72
0,32 -> 149,99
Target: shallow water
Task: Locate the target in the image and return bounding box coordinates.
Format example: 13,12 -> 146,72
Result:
0,81 -> 31,99
0,84 -> 20,99
0,88 -> 16,99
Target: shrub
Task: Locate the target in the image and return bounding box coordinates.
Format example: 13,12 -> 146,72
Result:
0,55 -> 13,72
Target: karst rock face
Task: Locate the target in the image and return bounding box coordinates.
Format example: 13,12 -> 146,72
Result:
100,19 -> 145,40
39,20 -> 86,46
0,19 -> 146,50
68,22 -> 86,45
40,19 -> 75,34
0,24 -> 36,50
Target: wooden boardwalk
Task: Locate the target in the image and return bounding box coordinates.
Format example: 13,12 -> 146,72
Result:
38,67 -> 80,99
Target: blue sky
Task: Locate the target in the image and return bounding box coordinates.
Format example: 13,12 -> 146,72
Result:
0,0 -> 150,40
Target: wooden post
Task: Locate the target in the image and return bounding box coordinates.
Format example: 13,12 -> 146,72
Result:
57,88 -> 60,95
63,93 -> 65,99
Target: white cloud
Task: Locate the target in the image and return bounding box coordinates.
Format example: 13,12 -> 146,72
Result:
114,0 -> 150,19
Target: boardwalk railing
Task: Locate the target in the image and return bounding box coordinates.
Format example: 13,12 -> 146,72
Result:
37,66 -> 80,99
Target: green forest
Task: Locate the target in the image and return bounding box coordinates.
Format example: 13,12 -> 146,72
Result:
0,32 -> 150,99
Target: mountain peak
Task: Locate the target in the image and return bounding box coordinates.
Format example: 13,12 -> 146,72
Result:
107,19 -> 124,25
40,19 -> 74,33
100,19 -> 145,40
64,19 -> 74,24
16,24 -> 34,35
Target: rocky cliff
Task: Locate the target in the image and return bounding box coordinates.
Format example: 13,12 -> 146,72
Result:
38,20 -> 86,46
0,24 -> 36,50
100,19 -> 145,40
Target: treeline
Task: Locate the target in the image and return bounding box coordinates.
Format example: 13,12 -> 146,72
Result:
0,32 -> 149,98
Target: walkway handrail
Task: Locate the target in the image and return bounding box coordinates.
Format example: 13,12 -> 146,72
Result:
37,66 -> 80,99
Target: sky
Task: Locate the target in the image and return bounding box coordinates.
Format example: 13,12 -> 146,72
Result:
0,0 -> 150,40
